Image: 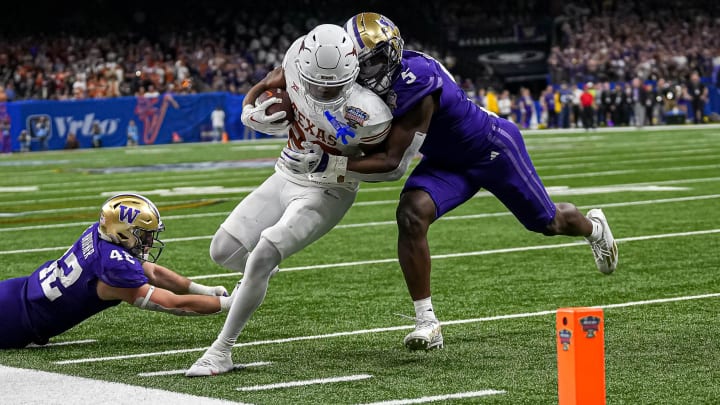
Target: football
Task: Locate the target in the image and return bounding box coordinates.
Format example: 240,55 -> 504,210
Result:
257,88 -> 294,124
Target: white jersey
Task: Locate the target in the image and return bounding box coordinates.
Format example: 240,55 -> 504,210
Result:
277,37 -> 393,190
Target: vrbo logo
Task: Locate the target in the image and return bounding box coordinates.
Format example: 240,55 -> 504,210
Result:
54,114 -> 121,138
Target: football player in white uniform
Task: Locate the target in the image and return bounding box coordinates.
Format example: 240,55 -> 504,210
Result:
186,24 -> 392,377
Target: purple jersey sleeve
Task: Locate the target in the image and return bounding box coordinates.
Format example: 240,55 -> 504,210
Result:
390,53 -> 444,117
95,240 -> 148,288
388,51 -> 495,166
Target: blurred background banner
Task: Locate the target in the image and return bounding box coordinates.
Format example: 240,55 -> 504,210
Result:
3,93 -> 251,150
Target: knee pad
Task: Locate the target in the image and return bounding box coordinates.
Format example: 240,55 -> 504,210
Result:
209,228 -> 249,272
243,237 -> 282,284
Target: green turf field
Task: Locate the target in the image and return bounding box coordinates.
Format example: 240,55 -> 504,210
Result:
1,126 -> 719,404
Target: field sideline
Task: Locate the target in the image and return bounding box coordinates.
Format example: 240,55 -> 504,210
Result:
1,124 -> 719,404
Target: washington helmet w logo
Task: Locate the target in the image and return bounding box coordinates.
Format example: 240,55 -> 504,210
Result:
118,205 -> 141,223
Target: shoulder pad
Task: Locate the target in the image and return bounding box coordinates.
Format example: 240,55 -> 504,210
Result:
344,84 -> 393,128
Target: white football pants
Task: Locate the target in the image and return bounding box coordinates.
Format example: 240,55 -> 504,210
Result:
219,172 -> 357,260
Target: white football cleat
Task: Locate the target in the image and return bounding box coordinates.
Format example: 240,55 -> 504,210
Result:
586,208 -> 618,274
185,350 -> 234,377
404,314 -> 444,351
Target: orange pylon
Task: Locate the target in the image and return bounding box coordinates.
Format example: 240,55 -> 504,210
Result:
556,307 -> 606,405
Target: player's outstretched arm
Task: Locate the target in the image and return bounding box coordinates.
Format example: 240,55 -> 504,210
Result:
346,93 -> 437,181
142,261 -> 228,297
97,281 -> 232,316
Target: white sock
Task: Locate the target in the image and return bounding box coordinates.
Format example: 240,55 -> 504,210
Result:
210,336 -> 236,355
587,218 -> 603,242
413,297 -> 436,320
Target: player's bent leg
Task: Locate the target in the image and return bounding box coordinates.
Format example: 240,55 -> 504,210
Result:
211,172 -> 290,271
545,204 -> 617,274
209,228 -> 250,272
543,202 -> 593,237
187,237 -> 282,378
0,277 -> 38,349
396,190 -> 436,301
396,191 -> 444,351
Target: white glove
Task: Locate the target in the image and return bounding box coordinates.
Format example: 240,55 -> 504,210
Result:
308,153 -> 348,183
278,142 -> 348,182
279,142 -> 325,174
240,97 -> 290,136
188,281 -> 228,297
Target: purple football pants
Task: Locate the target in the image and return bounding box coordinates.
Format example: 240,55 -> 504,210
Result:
0,277 -> 38,349
404,117 -> 556,233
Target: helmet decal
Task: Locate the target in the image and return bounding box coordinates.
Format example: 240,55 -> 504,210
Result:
118,205 -> 141,224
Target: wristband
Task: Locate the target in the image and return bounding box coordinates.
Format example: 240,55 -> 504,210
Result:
219,296 -> 233,311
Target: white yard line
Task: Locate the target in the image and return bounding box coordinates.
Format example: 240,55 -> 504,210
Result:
189,228 -> 720,280
2,189 -> 718,234
1,160 -> 718,209
138,361 -> 272,377
26,339 -> 96,348
1,188 -> 718,241
358,390 -> 507,404
236,374 -> 373,392
53,291 -> 720,365
4,223 -> 718,273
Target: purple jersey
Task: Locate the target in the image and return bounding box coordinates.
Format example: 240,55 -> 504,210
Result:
0,223 -> 147,348
387,50 -> 494,166
389,51 -> 556,231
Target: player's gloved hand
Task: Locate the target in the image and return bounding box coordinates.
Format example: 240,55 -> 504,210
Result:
279,142 -> 325,174
279,142 -> 348,182
240,98 -> 290,136
188,281 -> 229,297
307,153 -> 348,183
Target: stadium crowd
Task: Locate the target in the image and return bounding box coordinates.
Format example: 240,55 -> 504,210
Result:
0,0 -> 717,129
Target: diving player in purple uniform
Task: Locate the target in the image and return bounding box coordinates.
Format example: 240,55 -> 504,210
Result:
0,194 -> 233,349
283,12 -> 617,351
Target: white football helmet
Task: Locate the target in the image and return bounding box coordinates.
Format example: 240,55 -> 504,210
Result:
344,13 -> 404,95
295,24 -> 360,112
98,193 -> 165,262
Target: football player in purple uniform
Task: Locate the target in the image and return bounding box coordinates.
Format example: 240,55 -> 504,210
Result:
0,194 -> 233,349
284,13 -> 618,351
